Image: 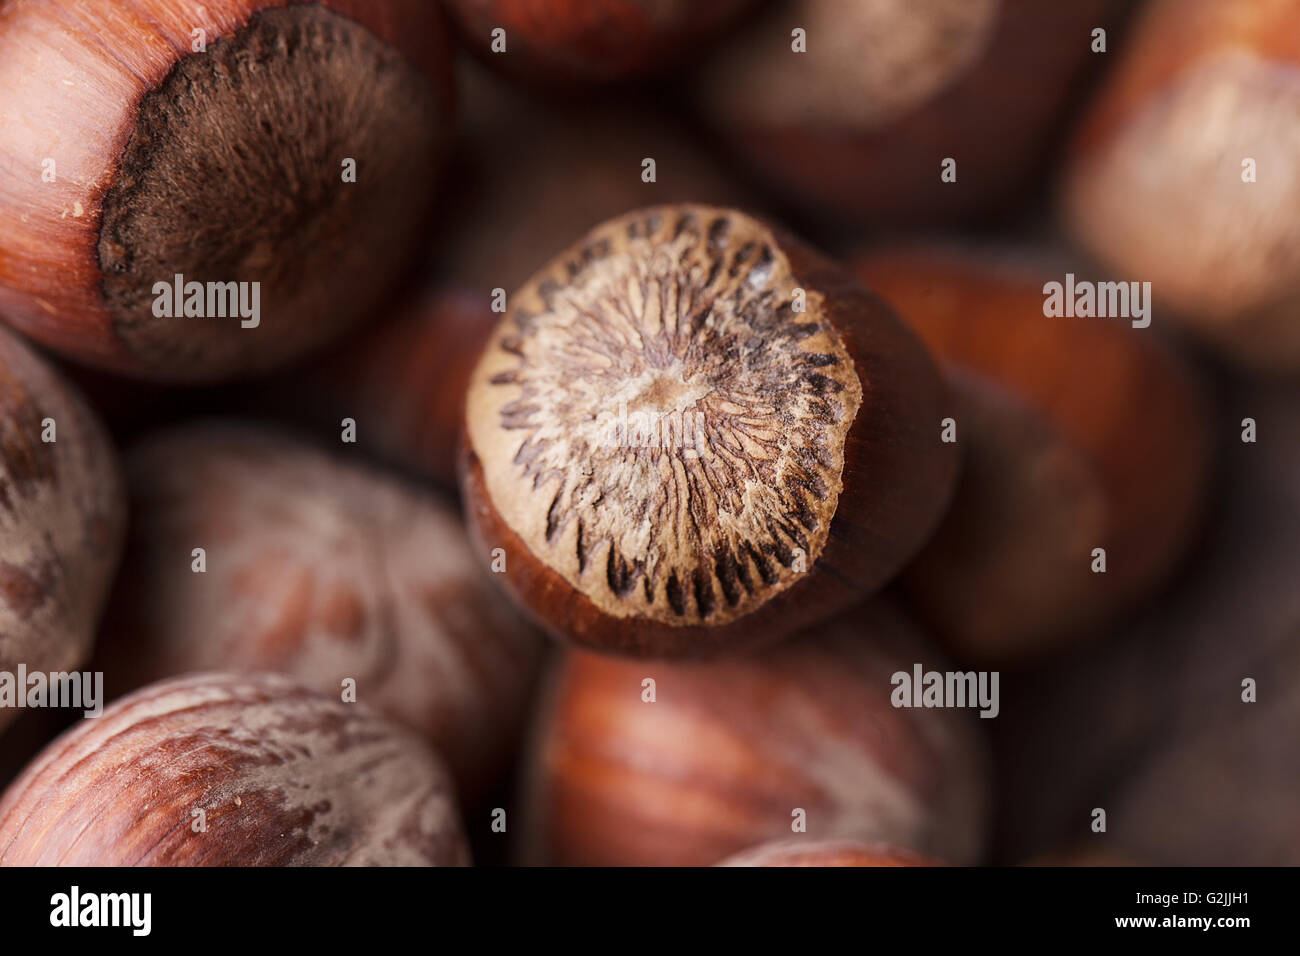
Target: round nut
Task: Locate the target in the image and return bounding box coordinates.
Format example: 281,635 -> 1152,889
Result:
0,672 -> 470,866
0,326 -> 125,737
521,600 -> 991,866
0,0 -> 453,381
97,423 -> 543,800
1062,0 -> 1300,369
698,0 -> 1112,223
854,246 -> 1214,662
462,204 -> 957,657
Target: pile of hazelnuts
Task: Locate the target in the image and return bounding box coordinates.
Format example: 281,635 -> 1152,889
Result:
0,0 -> 1296,867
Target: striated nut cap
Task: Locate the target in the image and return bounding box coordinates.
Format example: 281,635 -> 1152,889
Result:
461,205 -> 957,657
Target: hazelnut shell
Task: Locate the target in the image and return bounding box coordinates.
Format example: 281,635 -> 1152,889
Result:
95,422 -> 543,800
520,600 -> 991,866
0,672 -> 471,866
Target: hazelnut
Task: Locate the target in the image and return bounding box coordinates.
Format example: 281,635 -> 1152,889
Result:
0,326 -> 124,737
96,423 -> 543,800
443,0 -> 759,85
1061,0 -> 1300,370
996,379 -> 1300,866
717,839 -> 940,867
521,600 -> 991,866
461,205 -> 957,657
0,672 -> 470,865
853,246 -> 1213,662
697,0 -> 1113,224
0,0 -> 453,381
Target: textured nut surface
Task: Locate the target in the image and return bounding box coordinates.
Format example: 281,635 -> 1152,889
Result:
0,327 -> 124,735
98,423 -> 542,798
0,672 -> 470,866
0,0 -> 452,380
469,207 -> 861,628
463,205 -> 956,656
522,601 -> 991,866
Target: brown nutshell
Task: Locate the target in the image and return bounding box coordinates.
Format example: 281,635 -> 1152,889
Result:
95,423 -> 543,801
0,326 -> 125,736
994,380 -> 1300,866
253,284 -> 497,489
434,60 -> 761,296
520,601 -> 991,866
1061,0 -> 1300,369
697,0 -> 1113,224
0,0 -> 453,381
853,246 -> 1214,662
0,672 -> 470,866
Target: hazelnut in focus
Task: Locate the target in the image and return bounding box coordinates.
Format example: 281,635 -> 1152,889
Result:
461,204 -> 958,657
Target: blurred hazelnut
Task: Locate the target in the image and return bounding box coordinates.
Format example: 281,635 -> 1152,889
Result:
97,423 -> 543,801
1062,0 -> 1300,370
0,672 -> 470,865
521,600 -> 991,865
853,246 -> 1214,662
0,326 -> 124,737
698,0 -> 1113,224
